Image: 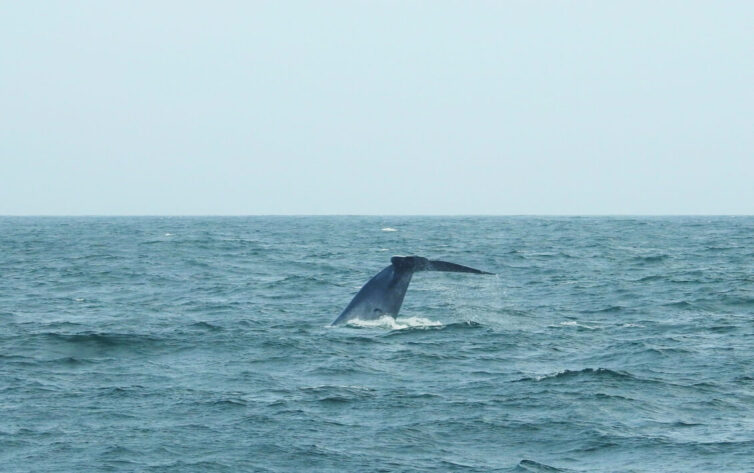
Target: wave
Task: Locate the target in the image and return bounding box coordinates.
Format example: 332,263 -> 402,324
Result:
663,300 -> 694,309
549,321 -> 598,330
517,368 -> 635,383
187,321 -> 223,331
634,274 -> 664,282
632,254 -> 669,263
383,320 -> 486,338
722,295 -> 754,307
346,315 -> 443,330
442,320 -> 485,330
208,397 -> 247,407
299,384 -> 376,403
40,331 -> 165,350
516,459 -> 567,472
44,356 -> 95,366
263,275 -> 336,288
581,305 -> 625,313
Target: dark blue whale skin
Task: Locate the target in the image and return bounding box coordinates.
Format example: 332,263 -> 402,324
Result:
331,256 -> 493,326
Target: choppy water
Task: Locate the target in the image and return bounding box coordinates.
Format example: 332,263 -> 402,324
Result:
2,216 -> 753,472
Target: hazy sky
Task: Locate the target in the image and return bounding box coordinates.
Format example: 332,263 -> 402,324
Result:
2,1 -> 752,215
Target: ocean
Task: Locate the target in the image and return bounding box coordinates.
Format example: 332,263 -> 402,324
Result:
1,216 -> 752,472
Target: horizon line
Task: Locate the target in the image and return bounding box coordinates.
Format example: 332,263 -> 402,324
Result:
1,214 -> 752,218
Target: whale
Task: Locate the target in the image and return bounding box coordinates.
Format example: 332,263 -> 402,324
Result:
331,256 -> 494,326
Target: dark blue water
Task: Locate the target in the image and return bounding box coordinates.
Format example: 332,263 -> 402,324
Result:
2,217 -> 753,472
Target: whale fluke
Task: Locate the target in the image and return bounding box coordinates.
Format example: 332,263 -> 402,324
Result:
331,256 -> 494,326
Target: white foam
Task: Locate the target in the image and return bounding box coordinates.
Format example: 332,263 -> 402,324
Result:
532,369 -> 572,381
347,315 -> 442,330
381,227 -> 397,232
164,233 -> 173,236
552,320 -> 598,330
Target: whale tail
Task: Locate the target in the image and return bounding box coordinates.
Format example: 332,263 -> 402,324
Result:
331,256 -> 494,325
389,256 -> 493,275
426,260 -> 494,275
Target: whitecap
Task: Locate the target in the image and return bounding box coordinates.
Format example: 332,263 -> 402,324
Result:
381,227 -> 397,232
346,315 -> 442,330
164,233 -> 173,236
551,320 -> 598,330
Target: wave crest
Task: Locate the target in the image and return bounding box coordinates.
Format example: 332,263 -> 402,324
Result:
517,459 -> 565,472
346,315 -> 442,330
518,367 -> 635,383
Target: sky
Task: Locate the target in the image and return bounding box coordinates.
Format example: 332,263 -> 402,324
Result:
1,1 -> 752,215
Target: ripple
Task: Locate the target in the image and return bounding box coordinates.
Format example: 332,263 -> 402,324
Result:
3,216 -> 754,473
516,459 -> 566,472
518,368 -> 637,383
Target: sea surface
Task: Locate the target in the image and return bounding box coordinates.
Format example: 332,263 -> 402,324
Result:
1,216 -> 753,472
